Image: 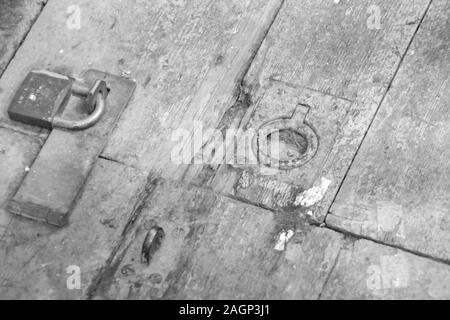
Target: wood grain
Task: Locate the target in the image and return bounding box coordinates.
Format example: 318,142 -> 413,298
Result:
198,0 -> 432,224
102,0 -> 285,179
328,0 -> 450,262
92,180 -> 450,300
0,0 -> 447,300
0,0 -> 286,299
0,0 -> 284,170
8,70 -> 135,226
320,239 -> 450,299
0,0 -> 46,77
93,181 -> 344,300
0,159 -> 149,299
0,128 -> 41,238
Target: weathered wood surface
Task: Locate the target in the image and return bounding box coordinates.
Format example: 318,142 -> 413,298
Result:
0,159 -> 149,299
194,0 -> 432,224
328,0 -> 450,262
320,239 -> 450,299
0,2 -> 48,231
91,181 -> 450,300
0,0 -> 448,300
93,181 -> 344,300
0,0 -> 284,160
204,83 -> 352,218
8,71 -> 135,226
0,128 -> 41,238
0,0 -> 46,77
102,0 -> 284,179
0,0 -> 285,299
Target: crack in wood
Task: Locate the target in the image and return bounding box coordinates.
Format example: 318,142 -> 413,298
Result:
86,174 -> 160,299
325,223 -> 450,266
325,0 -> 435,223
0,0 -> 48,78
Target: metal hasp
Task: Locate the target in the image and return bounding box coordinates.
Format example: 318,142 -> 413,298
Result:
7,70 -> 136,227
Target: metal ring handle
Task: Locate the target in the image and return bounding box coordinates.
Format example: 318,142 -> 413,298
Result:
52,91 -> 106,130
52,79 -> 108,130
252,117 -> 319,170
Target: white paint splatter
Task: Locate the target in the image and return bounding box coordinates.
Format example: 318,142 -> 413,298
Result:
295,177 -> 332,207
239,171 -> 251,189
274,230 -> 294,251
159,111 -> 170,126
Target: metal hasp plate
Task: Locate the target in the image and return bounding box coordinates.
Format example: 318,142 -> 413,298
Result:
7,70 -> 136,227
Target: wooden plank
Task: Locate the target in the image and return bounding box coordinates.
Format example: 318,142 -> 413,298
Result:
0,159 -> 149,299
0,0 -> 284,166
0,128 -> 41,238
193,0 -> 432,224
92,181 -> 344,300
0,0 -> 46,77
0,0 -> 285,299
8,70 -> 135,226
1,0 -> 445,300
328,0 -> 450,262
102,0 -> 284,178
320,239 -> 450,299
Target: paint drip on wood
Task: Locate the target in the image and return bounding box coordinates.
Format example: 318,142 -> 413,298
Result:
295,177 -> 332,207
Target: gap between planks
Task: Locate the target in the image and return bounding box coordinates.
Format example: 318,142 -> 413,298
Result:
0,0 -> 48,79
84,1 -> 288,297
323,0 -> 435,222
88,1 -> 447,292
86,156 -> 449,300
2,0 -> 445,297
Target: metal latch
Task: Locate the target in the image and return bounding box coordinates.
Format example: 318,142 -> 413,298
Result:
7,69 -> 136,227
8,70 -> 109,130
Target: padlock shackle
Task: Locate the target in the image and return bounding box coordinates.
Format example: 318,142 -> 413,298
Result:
71,82 -> 90,96
52,92 -> 106,130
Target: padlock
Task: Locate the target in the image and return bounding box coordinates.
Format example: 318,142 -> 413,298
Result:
6,69 -> 136,227
8,70 -> 109,130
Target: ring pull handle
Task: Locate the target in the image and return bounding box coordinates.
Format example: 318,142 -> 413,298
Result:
53,80 -> 109,131
253,104 -> 319,170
